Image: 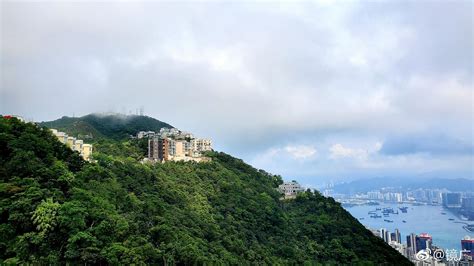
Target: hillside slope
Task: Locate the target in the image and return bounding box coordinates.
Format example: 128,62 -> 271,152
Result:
39,113 -> 172,140
0,117 -> 410,264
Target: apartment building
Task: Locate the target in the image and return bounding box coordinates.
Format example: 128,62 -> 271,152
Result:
146,128 -> 212,163
74,139 -> 83,152
136,131 -> 155,139
50,129 -> 93,161
51,129 -> 68,144
82,144 -> 93,161
66,137 -> 75,148
148,137 -> 169,162
192,139 -> 212,153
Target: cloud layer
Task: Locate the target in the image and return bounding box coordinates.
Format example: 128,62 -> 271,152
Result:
1,1 -> 472,184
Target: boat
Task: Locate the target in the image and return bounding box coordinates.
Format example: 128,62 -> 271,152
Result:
402,220 -> 407,223
384,219 -> 394,223
463,224 -> 474,232
399,207 -> 408,213
448,218 -> 455,221
359,217 -> 365,220
441,212 -> 447,215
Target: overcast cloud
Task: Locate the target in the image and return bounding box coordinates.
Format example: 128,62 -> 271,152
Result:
1,1 -> 473,185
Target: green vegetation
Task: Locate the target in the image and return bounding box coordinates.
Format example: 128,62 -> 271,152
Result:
39,113 -> 172,140
1,116 -> 410,264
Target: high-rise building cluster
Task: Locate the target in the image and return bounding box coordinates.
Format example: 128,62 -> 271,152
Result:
442,192 -> 474,220
373,229 -> 474,265
51,129 -> 93,161
353,189 -> 474,209
142,128 -> 212,163
367,191 -> 404,202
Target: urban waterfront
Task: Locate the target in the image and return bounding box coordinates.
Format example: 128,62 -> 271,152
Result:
344,203 -> 471,250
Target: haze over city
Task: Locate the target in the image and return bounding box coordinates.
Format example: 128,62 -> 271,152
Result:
1,1 -> 473,185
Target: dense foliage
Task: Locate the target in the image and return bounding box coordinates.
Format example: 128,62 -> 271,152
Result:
1,117 -> 410,265
39,113 -> 172,140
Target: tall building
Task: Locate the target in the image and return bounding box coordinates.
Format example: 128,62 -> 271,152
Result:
443,192 -> 462,208
407,233 -> 417,258
380,228 -> 388,242
148,137 -> 169,162
380,228 -> 392,243
415,233 -> 432,252
462,236 -> 474,257
391,229 -> 401,244
463,197 -> 474,212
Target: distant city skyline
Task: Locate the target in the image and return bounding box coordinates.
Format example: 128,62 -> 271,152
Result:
1,1 -> 472,184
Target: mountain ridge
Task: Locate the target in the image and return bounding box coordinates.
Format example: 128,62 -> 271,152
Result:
39,113 -> 172,140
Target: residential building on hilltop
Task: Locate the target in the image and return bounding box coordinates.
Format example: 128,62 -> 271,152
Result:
136,131 -> 156,139
148,137 -> 169,162
278,181 -> 304,199
52,129 -> 68,144
146,127 -> 212,163
50,129 -> 93,161
82,144 -> 93,161
192,139 -> 212,154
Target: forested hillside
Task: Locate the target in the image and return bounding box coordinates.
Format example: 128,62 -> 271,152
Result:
39,113 -> 172,140
0,116 -> 410,264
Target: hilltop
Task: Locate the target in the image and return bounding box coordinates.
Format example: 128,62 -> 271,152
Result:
39,113 -> 172,140
0,116 -> 410,264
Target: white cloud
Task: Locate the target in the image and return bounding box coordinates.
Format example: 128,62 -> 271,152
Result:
284,145 -> 318,159
253,144 -> 318,166
329,142 -> 382,160
329,144 -> 368,160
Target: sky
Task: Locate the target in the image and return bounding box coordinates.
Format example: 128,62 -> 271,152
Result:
1,1 -> 473,186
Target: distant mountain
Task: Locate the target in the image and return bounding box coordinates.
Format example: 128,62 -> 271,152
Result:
333,177 -> 474,194
39,113 -> 172,140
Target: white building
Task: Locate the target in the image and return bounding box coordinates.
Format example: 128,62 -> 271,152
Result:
137,131 -> 156,139
278,181 -> 304,199
50,129 -> 92,161
191,139 -> 212,153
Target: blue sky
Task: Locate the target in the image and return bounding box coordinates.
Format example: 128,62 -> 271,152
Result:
1,1 -> 472,186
